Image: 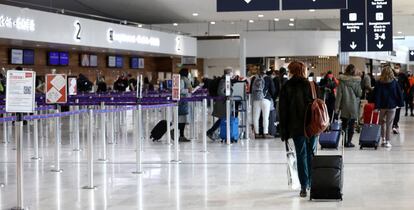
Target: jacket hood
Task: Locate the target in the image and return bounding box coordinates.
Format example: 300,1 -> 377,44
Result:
338,74 -> 361,82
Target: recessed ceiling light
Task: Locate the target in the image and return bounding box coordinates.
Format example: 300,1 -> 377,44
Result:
210,21 -> 216,25
289,23 -> 295,27
173,23 -> 178,26
274,18 -> 280,22
258,14 -> 264,18
289,18 -> 295,22
249,20 -> 254,23
398,31 -> 403,34
192,13 -> 199,17
309,9 -> 316,12
138,24 -> 143,28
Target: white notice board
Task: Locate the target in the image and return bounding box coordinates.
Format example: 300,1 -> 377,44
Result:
6,70 -> 36,113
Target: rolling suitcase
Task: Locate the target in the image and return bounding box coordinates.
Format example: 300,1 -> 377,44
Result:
310,130 -> 345,201
319,112 -> 342,149
258,109 -> 278,136
359,111 -> 381,150
220,117 -> 239,143
150,120 -> 173,142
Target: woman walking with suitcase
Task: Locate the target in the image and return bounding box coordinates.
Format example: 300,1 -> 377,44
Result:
374,66 -> 404,148
335,64 -> 362,148
279,61 -> 318,197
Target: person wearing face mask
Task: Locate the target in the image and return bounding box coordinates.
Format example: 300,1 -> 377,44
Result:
319,71 -> 338,121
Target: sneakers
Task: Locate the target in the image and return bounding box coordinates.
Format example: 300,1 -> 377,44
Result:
381,138 -> 386,147
179,137 -> 191,142
385,141 -> 392,148
392,127 -> 399,134
299,189 -> 307,198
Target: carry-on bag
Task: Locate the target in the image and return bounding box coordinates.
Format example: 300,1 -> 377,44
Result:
319,111 -> 342,149
258,109 -> 278,137
150,120 -> 174,142
285,140 -> 301,190
310,128 -> 345,201
220,117 -> 239,143
359,110 -> 381,150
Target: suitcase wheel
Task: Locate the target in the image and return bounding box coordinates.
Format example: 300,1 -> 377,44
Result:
360,146 -> 363,150
374,146 -> 378,150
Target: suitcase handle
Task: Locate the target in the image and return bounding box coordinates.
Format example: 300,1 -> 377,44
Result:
370,110 -> 380,124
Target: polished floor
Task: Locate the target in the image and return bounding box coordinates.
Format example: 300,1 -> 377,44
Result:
0,111 -> 414,210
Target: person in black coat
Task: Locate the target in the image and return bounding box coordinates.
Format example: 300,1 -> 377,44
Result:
319,71 -> 338,121
392,68 -> 410,134
77,74 -> 93,93
113,73 -> 129,92
279,61 -> 318,198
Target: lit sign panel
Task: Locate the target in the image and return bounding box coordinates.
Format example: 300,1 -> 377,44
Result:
107,28 -> 160,47
0,15 -> 35,32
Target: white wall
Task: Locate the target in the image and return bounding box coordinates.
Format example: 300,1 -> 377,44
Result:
0,4 -> 196,56
244,31 -> 340,57
198,39 -> 240,59
203,58 -> 240,78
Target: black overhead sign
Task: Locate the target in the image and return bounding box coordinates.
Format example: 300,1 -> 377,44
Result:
282,0 -> 348,10
340,0 -> 366,52
367,0 -> 393,51
217,0 -> 280,12
409,50 -> 414,62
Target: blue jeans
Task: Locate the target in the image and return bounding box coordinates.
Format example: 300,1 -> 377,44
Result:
293,135 -> 317,190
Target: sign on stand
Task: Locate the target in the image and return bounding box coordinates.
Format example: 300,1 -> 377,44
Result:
5,70 -> 36,113
225,75 -> 231,97
46,74 -> 67,104
409,50 -> 414,62
172,74 -> 181,101
367,0 -> 393,52
340,0 -> 366,52
68,76 -> 77,96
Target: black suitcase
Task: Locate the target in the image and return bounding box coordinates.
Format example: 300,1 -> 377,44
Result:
258,109 -> 278,136
150,120 -> 173,142
310,132 -> 344,201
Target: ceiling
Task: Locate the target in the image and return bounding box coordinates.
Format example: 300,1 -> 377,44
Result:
2,0 -> 414,35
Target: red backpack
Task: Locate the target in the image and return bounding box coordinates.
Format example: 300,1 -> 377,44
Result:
305,82 -> 330,138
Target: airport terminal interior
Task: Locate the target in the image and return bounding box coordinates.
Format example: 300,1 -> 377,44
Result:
0,0 -> 414,209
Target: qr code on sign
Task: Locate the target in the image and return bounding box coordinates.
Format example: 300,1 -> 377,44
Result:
24,86 -> 32,94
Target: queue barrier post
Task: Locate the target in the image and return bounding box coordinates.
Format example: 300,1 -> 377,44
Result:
166,106 -> 172,145
3,113 -> 8,144
51,108 -> 63,173
133,105 -> 144,174
12,115 -> 25,210
201,98 -> 208,153
226,98 -> 231,145
31,113 -> 41,160
73,101 -> 82,151
98,102 -> 108,162
171,105 -> 181,163
83,109 -> 97,189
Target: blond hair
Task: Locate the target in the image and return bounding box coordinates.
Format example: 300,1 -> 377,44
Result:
379,66 -> 395,82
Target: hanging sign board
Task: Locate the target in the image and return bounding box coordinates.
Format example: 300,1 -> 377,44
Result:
217,0 -> 279,12
340,0 -> 367,52
45,74 -> 67,104
367,0 -> 393,52
409,50 -> 414,62
172,74 -> 181,101
67,76 -> 77,96
282,0 -> 347,10
5,70 -> 36,113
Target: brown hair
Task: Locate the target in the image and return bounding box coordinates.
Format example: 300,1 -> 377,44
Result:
288,61 -> 307,78
344,64 -> 356,76
379,66 -> 395,82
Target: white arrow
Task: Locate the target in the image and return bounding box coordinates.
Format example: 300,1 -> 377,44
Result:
410,51 -> 414,56
350,41 -> 357,50
244,0 -> 252,3
377,41 -> 384,49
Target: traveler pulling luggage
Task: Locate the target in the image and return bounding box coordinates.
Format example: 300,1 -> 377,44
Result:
359,110 -> 381,150
319,111 -> 342,149
310,124 -> 345,201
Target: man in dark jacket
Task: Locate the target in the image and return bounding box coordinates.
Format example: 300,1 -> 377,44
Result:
251,66 -> 276,138
77,74 -> 93,93
319,71 -> 338,121
114,73 -> 129,92
392,68 -> 410,134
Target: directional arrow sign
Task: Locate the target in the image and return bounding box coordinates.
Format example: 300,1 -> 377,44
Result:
367,0 -> 393,52
340,0 -> 366,52
217,0 -> 279,12
409,50 -> 414,62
